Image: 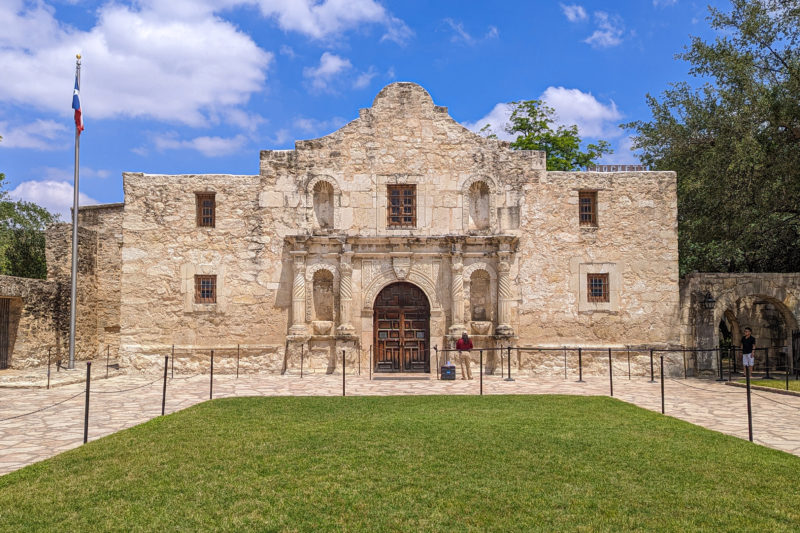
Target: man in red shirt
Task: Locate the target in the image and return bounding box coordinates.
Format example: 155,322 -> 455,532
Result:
456,331 -> 474,380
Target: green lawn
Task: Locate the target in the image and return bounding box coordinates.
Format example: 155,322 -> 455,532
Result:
747,378 -> 800,392
1,395 -> 799,531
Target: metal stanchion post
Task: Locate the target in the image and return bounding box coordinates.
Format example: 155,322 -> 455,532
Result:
608,348 -> 613,397
369,345 -> 373,381
300,343 -> 304,379
563,347 -> 567,380
728,349 -> 732,382
733,347 -> 737,374
627,347 -> 631,380
577,348 -> 585,383
649,349 -> 656,383
501,347 -> 505,379
162,356 -> 168,416
342,349 -> 346,397
746,366 -> 753,442
504,346 -> 514,382
480,350 -> 483,396
787,362 -> 790,391
236,344 -> 240,379
684,351 -> 688,380
83,362 -> 91,444
210,350 -> 214,400
434,345 -> 438,380
47,348 -> 51,390
171,344 -> 174,379
660,356 -> 665,414
106,344 -> 110,379
764,347 -> 772,379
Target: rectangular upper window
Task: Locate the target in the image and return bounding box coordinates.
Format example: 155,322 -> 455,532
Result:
196,192 -> 216,227
387,184 -> 416,228
579,191 -> 597,226
587,273 -> 609,303
195,275 -> 217,304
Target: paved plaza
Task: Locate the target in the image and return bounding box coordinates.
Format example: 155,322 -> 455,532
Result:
2,369 -> 800,476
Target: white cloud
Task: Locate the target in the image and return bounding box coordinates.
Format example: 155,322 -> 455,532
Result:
0,2 -> 272,127
272,128 -> 292,145
561,4 -> 588,22
443,18 -> 499,45
540,87 -> 622,138
463,87 -> 623,141
353,67 -> 378,89
251,0 -> 412,43
303,52 -> 352,92
279,44 -> 296,59
461,103 -> 516,141
653,0 -> 678,6
584,11 -> 625,48
0,0 -> 412,131
152,132 -> 249,157
9,180 -> 99,219
0,120 -> 69,150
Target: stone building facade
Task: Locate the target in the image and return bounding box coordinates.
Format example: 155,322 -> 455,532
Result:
0,82 -> 686,375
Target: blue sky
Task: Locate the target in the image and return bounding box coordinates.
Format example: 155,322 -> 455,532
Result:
0,0 -> 726,218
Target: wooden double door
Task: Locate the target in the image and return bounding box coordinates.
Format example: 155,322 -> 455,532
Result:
374,283 -> 430,373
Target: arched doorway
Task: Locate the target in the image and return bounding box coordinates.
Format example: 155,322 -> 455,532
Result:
373,282 -> 430,373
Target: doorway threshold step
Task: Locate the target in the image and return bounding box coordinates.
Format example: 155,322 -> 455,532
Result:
372,373 -> 432,381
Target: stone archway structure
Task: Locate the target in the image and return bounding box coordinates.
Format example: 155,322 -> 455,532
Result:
681,273 -> 800,372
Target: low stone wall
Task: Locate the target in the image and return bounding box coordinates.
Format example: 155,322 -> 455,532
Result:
0,276 -> 60,368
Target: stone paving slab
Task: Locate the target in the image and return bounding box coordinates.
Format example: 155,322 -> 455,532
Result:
0,359 -> 123,388
1,372 -> 799,477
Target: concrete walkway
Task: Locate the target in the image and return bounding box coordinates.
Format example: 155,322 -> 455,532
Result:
2,371 -> 799,476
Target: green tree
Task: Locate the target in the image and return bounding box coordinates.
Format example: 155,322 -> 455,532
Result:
492,100 -> 612,171
626,0 -> 800,275
0,135 -> 60,279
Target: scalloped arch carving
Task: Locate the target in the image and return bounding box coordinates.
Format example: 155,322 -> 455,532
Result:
463,261 -> 497,281
460,176 -> 498,233
362,268 -> 442,312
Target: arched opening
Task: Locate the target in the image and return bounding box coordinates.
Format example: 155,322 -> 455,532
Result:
718,295 -> 798,372
373,282 -> 430,373
312,269 -> 334,322
313,181 -> 334,229
468,181 -> 490,231
469,269 -> 491,321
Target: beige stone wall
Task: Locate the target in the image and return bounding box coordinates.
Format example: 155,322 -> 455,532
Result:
0,277 -> 59,368
516,171 -> 681,349
119,173 -> 288,371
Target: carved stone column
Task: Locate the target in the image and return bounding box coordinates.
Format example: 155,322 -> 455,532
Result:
337,250 -> 355,336
289,251 -> 308,335
495,249 -> 515,337
449,252 -> 465,335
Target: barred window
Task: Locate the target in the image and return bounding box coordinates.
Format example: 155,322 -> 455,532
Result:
195,275 -> 217,304
387,185 -> 416,228
587,273 -> 609,303
579,191 -> 597,226
196,193 -> 216,227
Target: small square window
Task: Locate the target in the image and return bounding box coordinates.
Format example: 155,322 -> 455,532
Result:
195,275 -> 217,304
587,273 -> 609,303
387,184 -> 416,228
196,193 -> 216,227
579,191 -> 597,226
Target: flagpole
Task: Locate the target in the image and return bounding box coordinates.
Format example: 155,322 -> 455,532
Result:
68,54 -> 81,370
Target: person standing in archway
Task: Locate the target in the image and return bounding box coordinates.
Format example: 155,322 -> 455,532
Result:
742,327 -> 756,371
456,331 -> 474,380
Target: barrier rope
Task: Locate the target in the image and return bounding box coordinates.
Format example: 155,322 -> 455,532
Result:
0,389 -> 86,422
750,390 -> 800,411
667,378 -> 744,395
90,376 -> 162,395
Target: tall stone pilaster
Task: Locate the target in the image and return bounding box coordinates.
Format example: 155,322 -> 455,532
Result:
289,251 -> 308,335
495,248 -> 514,337
337,249 -> 355,336
449,252 -> 465,335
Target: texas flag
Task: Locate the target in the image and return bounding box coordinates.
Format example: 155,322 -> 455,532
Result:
72,74 -> 84,134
